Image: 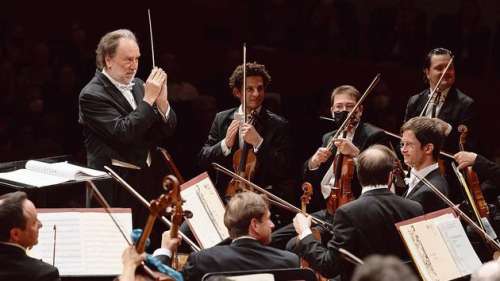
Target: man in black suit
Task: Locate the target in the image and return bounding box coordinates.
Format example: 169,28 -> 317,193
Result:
292,145 -> 423,281
304,85 -> 387,206
270,85 -> 387,249
0,191 -> 60,281
79,29 -> 177,205
404,47 -> 475,153
158,192 -> 300,281
400,117 -> 449,213
198,62 -> 294,226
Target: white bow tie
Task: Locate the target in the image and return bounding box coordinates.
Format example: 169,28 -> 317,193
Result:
117,82 -> 135,92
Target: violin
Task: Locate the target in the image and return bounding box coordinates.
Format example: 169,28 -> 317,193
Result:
162,174 -> 192,270
323,74 -> 380,214
299,182 -> 328,281
134,175 -> 182,281
225,110 -> 259,199
326,127 -> 355,215
225,45 -> 258,200
458,125 -> 489,219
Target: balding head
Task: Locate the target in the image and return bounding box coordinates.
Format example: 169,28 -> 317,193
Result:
356,145 -> 397,187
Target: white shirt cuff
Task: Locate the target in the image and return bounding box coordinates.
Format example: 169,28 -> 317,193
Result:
308,159 -> 320,171
160,105 -> 171,122
152,247 -> 172,258
253,136 -> 264,153
299,228 -> 313,240
220,139 -> 231,156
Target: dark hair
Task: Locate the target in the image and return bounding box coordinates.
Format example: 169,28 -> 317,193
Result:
330,85 -> 361,105
351,255 -> 419,281
423,48 -> 454,83
0,191 -> 28,242
95,29 -> 137,70
400,117 -> 445,160
356,145 -> 396,187
228,62 -> 271,90
224,192 -> 268,238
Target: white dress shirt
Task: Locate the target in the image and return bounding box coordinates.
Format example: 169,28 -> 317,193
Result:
405,162 -> 439,197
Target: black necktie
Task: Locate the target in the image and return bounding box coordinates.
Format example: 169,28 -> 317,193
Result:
431,91 -> 442,118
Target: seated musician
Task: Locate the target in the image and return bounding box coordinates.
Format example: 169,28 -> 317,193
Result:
198,62 -> 294,227
270,85 -> 387,249
0,191 -> 60,281
292,145 -> 423,281
156,191 -> 300,281
400,116 -> 449,213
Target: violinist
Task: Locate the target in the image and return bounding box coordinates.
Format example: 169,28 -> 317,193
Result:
404,47 -> 476,153
404,48 -> 477,203
198,62 -> 294,226
156,192 -> 299,281
292,145 -> 423,281
270,85 -> 387,249
304,85 -> 387,209
400,117 -> 449,213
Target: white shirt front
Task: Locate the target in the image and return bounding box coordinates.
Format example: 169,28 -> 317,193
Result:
424,88 -> 449,118
405,162 -> 439,197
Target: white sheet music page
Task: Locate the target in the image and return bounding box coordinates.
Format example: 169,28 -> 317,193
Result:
29,212 -> 84,275
29,209 -> 132,276
181,173 -> 229,249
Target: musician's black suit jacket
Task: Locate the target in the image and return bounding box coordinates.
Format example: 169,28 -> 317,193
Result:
405,168 -> 449,214
404,87 -> 475,152
179,238 -> 299,281
79,70 -> 177,170
303,122 -> 388,200
0,243 -> 60,281
294,189 -> 423,281
198,107 -> 294,203
474,154 -> 500,187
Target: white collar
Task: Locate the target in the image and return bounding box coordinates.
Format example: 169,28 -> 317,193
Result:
0,241 -> 26,252
232,235 -> 257,242
411,162 -> 439,180
361,184 -> 388,194
427,87 -> 450,102
102,69 -> 135,92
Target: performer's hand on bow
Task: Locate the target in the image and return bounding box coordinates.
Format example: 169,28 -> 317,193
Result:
334,138 -> 360,157
293,213 -> 312,237
454,151 -> 477,170
241,123 -> 262,147
309,147 -> 332,170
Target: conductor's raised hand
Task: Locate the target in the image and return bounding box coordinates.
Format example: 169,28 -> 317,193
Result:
143,67 -> 167,106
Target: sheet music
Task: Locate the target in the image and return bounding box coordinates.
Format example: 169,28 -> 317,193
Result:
0,160 -> 108,187
29,209 -> 132,276
29,212 -> 84,275
181,173 -> 229,248
436,217 -> 482,276
397,211 -> 481,281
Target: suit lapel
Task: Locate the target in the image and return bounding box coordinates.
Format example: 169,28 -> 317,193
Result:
437,88 -> 456,121
352,123 -> 367,149
406,169 -> 439,198
96,71 -> 135,113
415,90 -> 430,116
